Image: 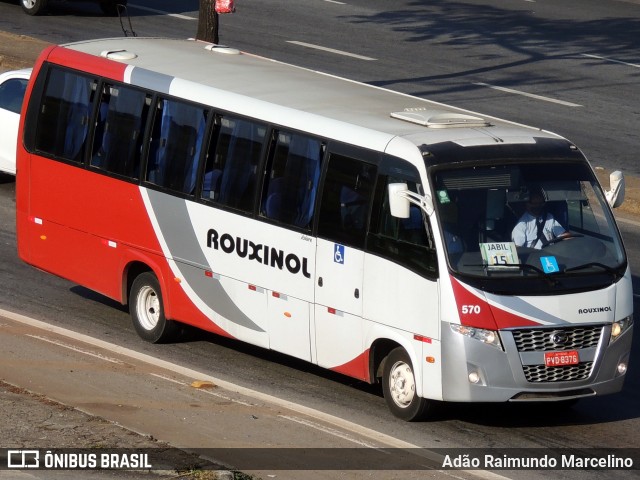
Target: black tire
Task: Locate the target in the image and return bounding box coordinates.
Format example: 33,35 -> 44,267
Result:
129,272 -> 179,343
100,0 -> 127,16
21,0 -> 48,15
382,347 -> 432,421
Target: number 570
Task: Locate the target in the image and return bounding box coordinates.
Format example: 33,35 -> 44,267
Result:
461,305 -> 481,314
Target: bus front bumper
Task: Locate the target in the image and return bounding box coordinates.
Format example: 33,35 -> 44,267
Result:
439,321 -> 632,403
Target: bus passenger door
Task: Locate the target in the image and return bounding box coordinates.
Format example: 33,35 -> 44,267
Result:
313,153 -> 376,380
314,241 -> 366,375
258,130 -> 324,362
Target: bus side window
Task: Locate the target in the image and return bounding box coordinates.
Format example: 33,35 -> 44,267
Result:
145,98 -> 207,193
91,84 -> 150,179
34,68 -> 96,163
200,116 -> 266,212
317,154 -> 376,249
373,175 -> 432,246
260,131 -> 324,230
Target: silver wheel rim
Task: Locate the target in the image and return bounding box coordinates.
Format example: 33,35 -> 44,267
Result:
136,285 -> 160,331
23,0 -> 37,8
389,360 -> 416,409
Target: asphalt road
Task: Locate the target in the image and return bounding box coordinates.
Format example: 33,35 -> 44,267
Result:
0,0 -> 638,176
0,1 -> 639,478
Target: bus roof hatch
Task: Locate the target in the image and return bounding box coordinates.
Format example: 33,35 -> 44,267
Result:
391,108 -> 490,129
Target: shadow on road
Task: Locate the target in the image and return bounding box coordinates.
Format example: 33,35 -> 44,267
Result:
343,0 -> 640,97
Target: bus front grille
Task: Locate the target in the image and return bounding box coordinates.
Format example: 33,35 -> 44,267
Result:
522,362 -> 593,382
510,325 -> 604,383
512,325 -> 603,352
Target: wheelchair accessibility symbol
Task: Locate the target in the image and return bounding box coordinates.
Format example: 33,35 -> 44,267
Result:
540,256 -> 559,274
334,244 -> 345,264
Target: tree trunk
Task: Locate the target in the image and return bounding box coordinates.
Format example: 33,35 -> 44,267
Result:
196,0 -> 219,44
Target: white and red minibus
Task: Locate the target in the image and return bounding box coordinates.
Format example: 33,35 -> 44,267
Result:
16,37 -> 633,420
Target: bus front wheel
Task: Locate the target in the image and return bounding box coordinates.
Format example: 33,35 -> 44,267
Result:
21,0 -> 48,15
382,347 -> 432,421
130,272 -> 178,343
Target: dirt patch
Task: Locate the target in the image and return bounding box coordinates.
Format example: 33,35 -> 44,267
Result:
0,381 -> 238,479
0,32 -> 50,71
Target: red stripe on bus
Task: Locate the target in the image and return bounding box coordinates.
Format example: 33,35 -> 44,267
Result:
47,46 -> 128,81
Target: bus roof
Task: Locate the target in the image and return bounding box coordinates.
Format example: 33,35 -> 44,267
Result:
57,37 -> 566,156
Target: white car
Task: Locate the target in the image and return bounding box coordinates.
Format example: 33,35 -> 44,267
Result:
0,68 -> 31,176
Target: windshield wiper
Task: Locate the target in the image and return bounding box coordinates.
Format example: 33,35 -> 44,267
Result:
462,263 -> 559,285
564,262 -> 621,276
463,263 -> 545,274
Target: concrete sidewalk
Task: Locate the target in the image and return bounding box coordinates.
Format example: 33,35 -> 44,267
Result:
0,311 -> 446,480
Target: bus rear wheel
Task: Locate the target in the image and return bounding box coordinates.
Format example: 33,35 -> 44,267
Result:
21,0 -> 48,15
382,347 -> 432,421
130,272 -> 179,343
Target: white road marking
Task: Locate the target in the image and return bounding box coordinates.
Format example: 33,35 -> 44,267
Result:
128,3 -> 197,20
148,372 -> 256,406
324,0 -> 347,4
279,415 -> 380,448
615,215 -> 640,228
25,334 -> 124,364
287,41 -> 376,61
148,372 -> 185,385
474,82 -> 583,107
581,53 -> 640,69
198,387 -> 255,406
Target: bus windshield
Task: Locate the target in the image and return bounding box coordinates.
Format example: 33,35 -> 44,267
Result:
432,162 -> 626,292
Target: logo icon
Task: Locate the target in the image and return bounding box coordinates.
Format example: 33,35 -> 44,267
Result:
551,331 -> 569,346
334,244 -> 345,264
7,450 -> 40,468
540,256 -> 559,274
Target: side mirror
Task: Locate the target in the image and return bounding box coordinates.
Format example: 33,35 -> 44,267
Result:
605,170 -> 625,208
388,183 -> 410,218
388,183 -> 434,218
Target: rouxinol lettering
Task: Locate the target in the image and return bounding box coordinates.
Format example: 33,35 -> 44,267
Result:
206,228 -> 311,279
578,307 -> 612,314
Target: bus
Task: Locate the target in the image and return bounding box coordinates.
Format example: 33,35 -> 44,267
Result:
16,37 -> 633,420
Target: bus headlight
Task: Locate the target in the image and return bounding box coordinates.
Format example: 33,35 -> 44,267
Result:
610,316 -> 634,343
450,324 -> 503,351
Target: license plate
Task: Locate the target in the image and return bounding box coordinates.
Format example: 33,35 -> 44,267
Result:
544,350 -> 579,367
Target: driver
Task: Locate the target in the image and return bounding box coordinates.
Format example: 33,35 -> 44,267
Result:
511,188 -> 567,249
